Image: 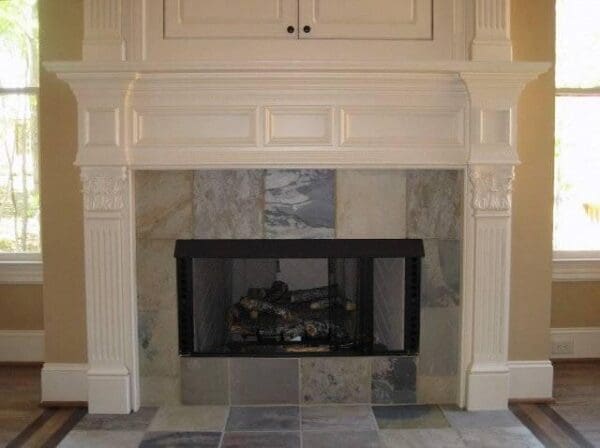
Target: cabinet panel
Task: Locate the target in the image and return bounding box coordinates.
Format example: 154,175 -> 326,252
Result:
299,0 -> 433,40
165,0 -> 298,39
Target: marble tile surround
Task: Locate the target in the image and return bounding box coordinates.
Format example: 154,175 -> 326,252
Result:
135,169 -> 463,406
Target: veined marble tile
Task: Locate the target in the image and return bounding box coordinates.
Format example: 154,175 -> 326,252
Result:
336,170 -> 407,238
140,376 -> 181,406
148,406 -> 228,432
372,357 -> 417,404
301,358 -> 371,404
193,170 -> 264,239
265,170 -> 334,239
458,427 -> 543,448
301,405 -> 378,431
135,171 -> 193,239
138,309 -> 179,378
422,240 -> 461,308
379,428 -> 466,448
407,170 -> 462,240
181,358 -> 229,405
417,375 -> 458,405
419,305 -> 460,377
136,239 -> 177,312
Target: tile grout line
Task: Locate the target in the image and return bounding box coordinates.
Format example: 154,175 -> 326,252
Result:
217,405 -> 230,448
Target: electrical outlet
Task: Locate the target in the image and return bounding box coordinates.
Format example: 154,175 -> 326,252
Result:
552,337 -> 574,355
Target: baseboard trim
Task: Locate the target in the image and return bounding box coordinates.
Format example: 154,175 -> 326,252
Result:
508,361 -> 554,400
0,330 -> 44,362
41,363 -> 88,403
551,327 -> 600,359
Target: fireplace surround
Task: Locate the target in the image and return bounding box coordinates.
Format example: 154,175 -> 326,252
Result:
45,0 -> 550,414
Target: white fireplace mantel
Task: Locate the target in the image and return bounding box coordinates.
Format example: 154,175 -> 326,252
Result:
45,0 -> 550,414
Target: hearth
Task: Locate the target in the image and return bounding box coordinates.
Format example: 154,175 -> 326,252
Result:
175,239 -> 423,357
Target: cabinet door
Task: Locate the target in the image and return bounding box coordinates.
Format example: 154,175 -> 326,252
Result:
298,0 -> 433,40
164,0 -> 298,39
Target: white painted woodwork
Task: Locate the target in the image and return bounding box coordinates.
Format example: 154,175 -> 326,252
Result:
46,0 -> 553,414
298,0 -> 432,40
472,0 -> 512,61
137,0 -> 467,62
164,0 -> 298,39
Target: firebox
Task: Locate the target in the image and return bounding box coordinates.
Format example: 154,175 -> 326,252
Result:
175,239 -> 423,357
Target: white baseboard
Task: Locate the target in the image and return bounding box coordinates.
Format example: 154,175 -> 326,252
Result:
41,363 -> 88,403
508,360 -> 554,400
551,327 -> 600,359
0,330 -> 44,362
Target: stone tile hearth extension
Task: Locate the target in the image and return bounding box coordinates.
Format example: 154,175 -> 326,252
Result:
221,431 -> 301,448
147,406 -> 228,432
301,405 -> 378,432
373,405 -> 450,430
230,358 -> 300,405
139,431 -> 221,448
300,358 -> 371,404
226,406 -> 299,432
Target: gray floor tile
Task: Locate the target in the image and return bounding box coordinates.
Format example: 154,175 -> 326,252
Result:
459,427 -> 544,448
301,405 -> 378,431
57,430 -> 145,448
303,430 -> 382,448
148,406 -> 228,432
442,406 -> 522,429
221,431 -> 300,448
74,407 -> 158,431
379,429 -> 467,448
373,405 -> 449,429
226,406 -> 299,432
139,431 -> 221,447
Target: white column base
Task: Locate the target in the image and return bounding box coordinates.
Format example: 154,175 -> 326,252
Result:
88,366 -> 131,414
466,364 -> 510,410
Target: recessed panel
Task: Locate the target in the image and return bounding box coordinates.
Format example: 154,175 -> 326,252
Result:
340,107 -> 464,147
165,0 -> 298,39
133,107 -> 257,147
299,0 -> 432,39
85,108 -> 119,148
265,107 -> 334,146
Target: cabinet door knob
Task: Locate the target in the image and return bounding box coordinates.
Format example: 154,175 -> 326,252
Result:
287,25 -> 295,34
303,25 -> 312,33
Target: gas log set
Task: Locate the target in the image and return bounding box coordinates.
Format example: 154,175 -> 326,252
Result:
228,281 -> 357,351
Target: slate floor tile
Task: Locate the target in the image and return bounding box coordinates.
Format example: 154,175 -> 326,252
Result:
75,407 -> 158,431
459,427 -> 544,448
139,431 -> 221,447
57,430 -> 145,448
221,431 -> 300,448
442,406 -> 522,429
301,405 -> 378,431
379,428 -> 467,448
226,406 -> 299,432
373,405 -> 449,429
303,430 -> 382,448
148,406 -> 228,432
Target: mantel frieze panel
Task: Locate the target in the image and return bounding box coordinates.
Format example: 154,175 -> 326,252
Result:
81,167 -> 128,212
468,165 -> 515,212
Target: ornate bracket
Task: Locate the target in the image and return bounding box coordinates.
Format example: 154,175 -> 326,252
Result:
469,165 -> 515,211
81,167 -> 127,212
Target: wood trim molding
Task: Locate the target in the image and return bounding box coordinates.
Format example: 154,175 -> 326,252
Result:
551,328 -> 600,359
41,363 -> 89,403
507,361 -> 554,401
0,261 -> 43,285
0,330 -> 44,362
553,259 -> 600,282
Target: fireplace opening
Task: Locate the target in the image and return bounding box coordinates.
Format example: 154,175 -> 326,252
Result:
175,239 -> 423,357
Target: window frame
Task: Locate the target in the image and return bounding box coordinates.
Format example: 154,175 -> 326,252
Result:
552,85 -> 600,281
0,4 -> 43,284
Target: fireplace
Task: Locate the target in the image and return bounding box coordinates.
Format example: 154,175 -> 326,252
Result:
175,239 -> 423,357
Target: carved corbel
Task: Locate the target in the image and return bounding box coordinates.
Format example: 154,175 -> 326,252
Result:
468,165 -> 515,212
81,167 -> 128,212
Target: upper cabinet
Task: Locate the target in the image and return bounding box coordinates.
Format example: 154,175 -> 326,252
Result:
298,0 -> 432,40
164,0 -> 299,39
163,0 -> 432,40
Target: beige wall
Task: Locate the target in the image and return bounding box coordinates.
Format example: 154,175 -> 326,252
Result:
0,285 -> 43,330
36,1 -> 559,366
552,282 -> 600,328
509,0 -> 555,361
39,0 -> 87,363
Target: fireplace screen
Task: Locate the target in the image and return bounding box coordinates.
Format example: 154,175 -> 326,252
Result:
175,239 -> 423,356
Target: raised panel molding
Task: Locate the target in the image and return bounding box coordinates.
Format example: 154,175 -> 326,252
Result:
85,108 -> 120,149
133,107 -> 258,148
340,107 -> 465,148
265,106 -> 334,146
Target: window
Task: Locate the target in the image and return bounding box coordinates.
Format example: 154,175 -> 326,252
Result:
553,0 -> 600,280
0,0 -> 41,283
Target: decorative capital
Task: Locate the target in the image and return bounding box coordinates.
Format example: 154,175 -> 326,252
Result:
469,165 -> 515,211
81,167 -> 128,212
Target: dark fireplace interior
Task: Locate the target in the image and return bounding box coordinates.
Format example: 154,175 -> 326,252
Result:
175,239 -> 423,357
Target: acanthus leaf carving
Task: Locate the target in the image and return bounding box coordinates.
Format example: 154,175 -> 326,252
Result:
81,167 -> 127,212
469,165 -> 515,211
